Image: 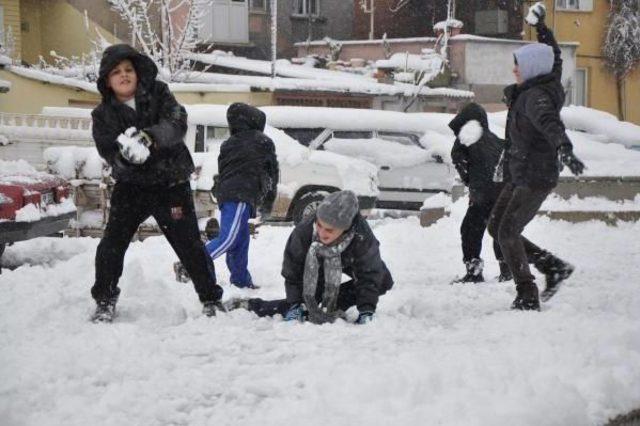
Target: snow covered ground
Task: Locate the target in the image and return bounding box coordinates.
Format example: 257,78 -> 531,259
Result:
1,199 -> 638,426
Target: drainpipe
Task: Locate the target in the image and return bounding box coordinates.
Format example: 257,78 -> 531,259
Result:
369,0 -> 375,40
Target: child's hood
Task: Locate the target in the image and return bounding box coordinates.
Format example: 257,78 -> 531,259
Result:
97,44 -> 158,99
448,102 -> 489,136
226,102 -> 266,135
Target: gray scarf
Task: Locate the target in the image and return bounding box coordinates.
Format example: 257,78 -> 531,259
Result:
302,227 -> 355,324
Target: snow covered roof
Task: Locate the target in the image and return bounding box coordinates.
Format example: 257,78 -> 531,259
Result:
186,52 -> 473,99
186,51 -> 375,82
5,62 -> 472,99
259,106 -> 454,134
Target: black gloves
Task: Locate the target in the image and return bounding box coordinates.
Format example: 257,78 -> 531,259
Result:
559,146 -> 585,176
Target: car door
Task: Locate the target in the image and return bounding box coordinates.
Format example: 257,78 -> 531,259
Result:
375,131 -> 455,209
317,130 -> 454,210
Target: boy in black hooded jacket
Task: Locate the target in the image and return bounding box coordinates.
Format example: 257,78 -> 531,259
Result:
449,103 -> 510,283
90,44 -> 223,322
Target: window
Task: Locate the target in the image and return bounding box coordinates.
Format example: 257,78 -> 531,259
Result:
282,128 -> 324,146
333,130 -> 373,139
200,0 -> 249,43
377,131 -> 421,147
250,0 -> 266,11
293,0 -> 320,16
573,68 -> 588,106
555,0 -> 594,11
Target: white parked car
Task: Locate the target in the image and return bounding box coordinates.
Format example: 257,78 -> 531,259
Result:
184,105 -> 379,223
261,106 -> 457,210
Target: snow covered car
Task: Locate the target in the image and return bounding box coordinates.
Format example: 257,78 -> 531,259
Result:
184,105 -> 379,223
261,106 -> 457,210
0,160 -> 76,263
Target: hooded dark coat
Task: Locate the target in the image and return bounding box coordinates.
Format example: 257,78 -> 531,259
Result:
502,25 -> 574,190
281,213 -> 394,313
91,44 -> 194,186
214,103 -> 279,216
449,103 -> 504,197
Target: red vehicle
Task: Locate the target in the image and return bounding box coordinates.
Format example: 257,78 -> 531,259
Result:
0,170 -> 76,266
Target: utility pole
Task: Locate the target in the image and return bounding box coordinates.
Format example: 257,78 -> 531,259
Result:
369,0 -> 375,40
360,0 -> 375,40
271,0 -> 278,79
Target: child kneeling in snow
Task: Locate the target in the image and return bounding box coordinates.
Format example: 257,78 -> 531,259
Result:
90,44 -> 223,322
233,190 -> 394,325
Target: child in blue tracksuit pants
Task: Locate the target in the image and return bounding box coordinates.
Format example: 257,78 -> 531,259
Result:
205,201 -> 253,287
204,103 -> 279,288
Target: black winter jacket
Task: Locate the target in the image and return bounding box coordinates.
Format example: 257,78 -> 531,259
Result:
502,25 -> 575,190
215,103 -> 279,216
449,103 -> 504,198
92,44 -> 194,187
281,213 -> 394,312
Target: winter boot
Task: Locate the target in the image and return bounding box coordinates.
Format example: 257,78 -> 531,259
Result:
535,252 -> 574,302
91,297 -> 118,323
202,300 -> 228,317
497,261 -> 513,282
540,262 -> 574,302
511,282 -> 540,311
173,261 -> 191,283
451,258 -> 485,284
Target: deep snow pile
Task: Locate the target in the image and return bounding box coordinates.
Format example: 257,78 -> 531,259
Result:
1,199 -> 639,426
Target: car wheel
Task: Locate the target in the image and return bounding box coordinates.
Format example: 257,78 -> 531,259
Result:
291,191 -> 329,224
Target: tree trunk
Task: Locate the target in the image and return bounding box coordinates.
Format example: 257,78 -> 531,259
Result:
616,77 -> 625,121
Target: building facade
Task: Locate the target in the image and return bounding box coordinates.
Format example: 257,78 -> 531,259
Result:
353,0 -> 524,41
199,0 -> 354,60
521,0 -> 640,124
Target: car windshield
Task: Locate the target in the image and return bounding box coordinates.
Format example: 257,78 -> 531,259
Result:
378,131 -> 421,147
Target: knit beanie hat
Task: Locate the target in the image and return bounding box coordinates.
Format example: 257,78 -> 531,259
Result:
513,43 -> 554,83
316,190 -> 359,230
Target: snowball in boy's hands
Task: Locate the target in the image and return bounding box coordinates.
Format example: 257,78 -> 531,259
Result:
458,120 -> 483,147
525,2 -> 546,26
117,127 -> 150,164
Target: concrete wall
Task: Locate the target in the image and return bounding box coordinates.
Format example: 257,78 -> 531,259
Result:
452,37 -> 577,104
20,0 -> 120,66
0,68 -> 100,113
0,68 -> 273,113
296,37 -> 438,62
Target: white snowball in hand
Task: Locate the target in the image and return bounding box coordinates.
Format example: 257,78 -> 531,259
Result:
525,2 -> 545,26
459,120 -> 483,146
117,131 -> 150,164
